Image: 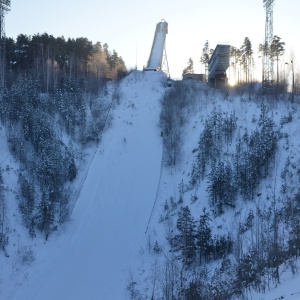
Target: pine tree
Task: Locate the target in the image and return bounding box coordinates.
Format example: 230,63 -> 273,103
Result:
19,173 -> 35,228
240,37 -> 254,82
270,35 -> 285,91
229,46 -> 242,84
171,206 -> 196,267
36,195 -> 54,241
197,208 -> 213,264
182,57 -> 194,76
207,160 -> 236,215
200,40 -> 212,81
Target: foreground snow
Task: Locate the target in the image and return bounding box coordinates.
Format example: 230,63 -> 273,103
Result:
254,273 -> 300,300
2,72 -> 300,300
6,71 -> 165,300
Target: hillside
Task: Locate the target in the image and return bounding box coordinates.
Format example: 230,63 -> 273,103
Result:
0,71 -> 300,299
0,71 -> 165,299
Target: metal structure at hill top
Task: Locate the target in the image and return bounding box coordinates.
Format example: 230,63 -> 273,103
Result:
144,19 -> 169,77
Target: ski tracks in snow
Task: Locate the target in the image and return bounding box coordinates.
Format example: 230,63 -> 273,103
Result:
12,71 -> 166,300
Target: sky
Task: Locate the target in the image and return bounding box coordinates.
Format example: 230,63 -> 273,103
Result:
4,0 -> 300,79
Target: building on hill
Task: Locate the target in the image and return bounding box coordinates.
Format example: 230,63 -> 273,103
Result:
208,44 -> 230,88
182,73 -> 205,82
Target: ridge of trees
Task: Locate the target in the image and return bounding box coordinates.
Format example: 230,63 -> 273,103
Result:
4,33 -> 127,93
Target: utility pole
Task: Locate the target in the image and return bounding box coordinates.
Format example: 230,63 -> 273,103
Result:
0,0 -> 11,88
262,0 -> 275,93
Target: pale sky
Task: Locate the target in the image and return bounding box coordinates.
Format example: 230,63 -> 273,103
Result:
5,0 -> 300,79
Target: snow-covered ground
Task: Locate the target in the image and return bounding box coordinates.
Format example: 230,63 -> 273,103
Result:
253,273 -> 300,300
1,71 -> 165,299
1,71 -> 300,299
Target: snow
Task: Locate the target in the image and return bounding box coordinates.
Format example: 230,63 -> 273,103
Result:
1,73 -> 300,299
1,71 -> 166,300
252,270 -> 300,299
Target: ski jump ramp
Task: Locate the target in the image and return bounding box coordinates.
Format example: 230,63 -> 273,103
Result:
144,19 -> 168,72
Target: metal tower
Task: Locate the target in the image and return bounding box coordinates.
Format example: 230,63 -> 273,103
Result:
161,44 -> 170,78
262,0 -> 275,93
0,0 -> 10,88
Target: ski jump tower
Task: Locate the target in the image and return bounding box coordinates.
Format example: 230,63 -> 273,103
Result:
262,0 -> 275,92
0,0 -> 10,88
144,19 -> 169,77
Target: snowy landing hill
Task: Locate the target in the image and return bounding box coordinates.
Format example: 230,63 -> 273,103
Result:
1,71 -> 164,299
1,70 -> 300,299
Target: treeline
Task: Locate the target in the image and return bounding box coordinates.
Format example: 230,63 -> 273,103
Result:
199,36 -> 289,93
3,33 -> 127,93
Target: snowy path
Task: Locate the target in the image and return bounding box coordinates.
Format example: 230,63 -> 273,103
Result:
12,71 -> 165,300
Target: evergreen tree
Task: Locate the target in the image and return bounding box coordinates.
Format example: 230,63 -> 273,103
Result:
19,173 -> 35,228
223,111 -> 237,145
270,35 -> 285,91
229,46 -> 242,84
36,195 -> 54,241
200,40 -> 212,81
240,37 -> 254,82
207,160 -> 236,215
196,208 -> 213,264
182,57 -> 194,76
171,206 -> 196,267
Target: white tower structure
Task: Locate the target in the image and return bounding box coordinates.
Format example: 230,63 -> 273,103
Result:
144,19 -> 169,77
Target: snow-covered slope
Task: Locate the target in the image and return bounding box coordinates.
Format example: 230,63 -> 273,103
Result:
5,71 -> 166,300
2,72 -> 300,300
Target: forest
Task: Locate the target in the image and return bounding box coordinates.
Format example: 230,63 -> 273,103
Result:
2,33 -> 127,92
0,32 -> 127,245
1,31 -> 300,299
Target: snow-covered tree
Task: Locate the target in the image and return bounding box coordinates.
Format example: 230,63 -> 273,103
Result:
182,57 -> 194,76
171,206 -> 196,267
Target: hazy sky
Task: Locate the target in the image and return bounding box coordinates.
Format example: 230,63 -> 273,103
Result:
5,0 -> 300,79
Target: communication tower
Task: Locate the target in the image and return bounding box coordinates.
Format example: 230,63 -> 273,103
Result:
0,0 -> 10,88
262,0 -> 275,93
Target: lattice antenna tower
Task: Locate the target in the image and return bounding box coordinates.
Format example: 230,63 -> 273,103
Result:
262,0 -> 275,92
0,0 -> 10,88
